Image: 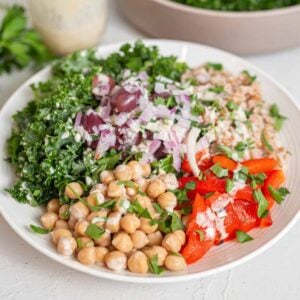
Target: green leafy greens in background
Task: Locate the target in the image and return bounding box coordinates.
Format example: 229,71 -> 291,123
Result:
172,0 -> 300,11
0,5 -> 53,74
6,41 -> 188,206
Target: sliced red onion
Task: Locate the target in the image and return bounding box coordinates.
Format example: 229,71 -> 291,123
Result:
196,134 -> 210,152
154,105 -> 174,119
95,129 -> 116,159
154,82 -> 167,94
98,105 -> 111,122
187,127 -> 201,176
92,74 -> 115,99
114,112 -> 129,126
74,112 -> 82,127
138,71 -> 149,81
172,147 -> 181,172
139,106 -> 154,123
149,140 -> 162,154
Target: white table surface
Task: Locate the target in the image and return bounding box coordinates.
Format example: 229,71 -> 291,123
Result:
1,1 -> 300,299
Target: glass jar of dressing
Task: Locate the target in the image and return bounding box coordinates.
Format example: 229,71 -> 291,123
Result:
28,0 -> 108,56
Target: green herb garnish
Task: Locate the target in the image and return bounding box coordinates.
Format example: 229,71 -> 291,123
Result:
205,62 -> 223,71
236,230 -> 253,243
85,223 -> 105,240
242,70 -> 257,84
225,178 -> 234,193
268,186 -> 290,204
261,132 -> 274,152
30,224 -> 51,234
148,255 -> 164,275
269,104 -> 287,132
253,189 -> 269,218
210,163 -> 228,178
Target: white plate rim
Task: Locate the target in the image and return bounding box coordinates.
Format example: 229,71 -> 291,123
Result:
0,39 -> 299,283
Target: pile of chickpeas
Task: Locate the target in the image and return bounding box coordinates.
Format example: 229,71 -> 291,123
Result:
39,160 -> 188,274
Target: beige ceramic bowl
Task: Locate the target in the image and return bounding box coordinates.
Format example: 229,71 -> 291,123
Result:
118,0 -> 300,55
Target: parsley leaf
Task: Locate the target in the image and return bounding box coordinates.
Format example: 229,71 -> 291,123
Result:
253,189 -> 269,218
148,255 -> 164,275
205,62 -> 223,71
261,132 -> 274,152
30,224 -> 51,234
185,181 -> 196,190
242,70 -> 257,85
268,186 -> 290,204
85,223 -> 105,240
269,104 -> 287,132
210,163 -> 228,178
236,230 -> 253,243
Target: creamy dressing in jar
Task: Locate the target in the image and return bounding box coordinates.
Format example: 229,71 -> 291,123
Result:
29,0 -> 108,55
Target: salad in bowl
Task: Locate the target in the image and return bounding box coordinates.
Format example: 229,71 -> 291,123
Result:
5,41 -> 290,275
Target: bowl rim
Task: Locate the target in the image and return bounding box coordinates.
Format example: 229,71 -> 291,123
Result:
152,0 -> 300,17
1,38 -> 300,283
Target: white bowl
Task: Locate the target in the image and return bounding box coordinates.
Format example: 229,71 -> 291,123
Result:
0,40 -> 299,283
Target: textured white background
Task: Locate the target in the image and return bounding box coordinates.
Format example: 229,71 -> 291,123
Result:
0,1 -> 300,299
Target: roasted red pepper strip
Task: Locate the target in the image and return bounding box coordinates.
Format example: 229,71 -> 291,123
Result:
242,158 -> 278,174
181,231 -> 214,265
235,186 -> 254,202
195,178 -> 226,194
262,169 -> 285,209
260,214 -> 273,228
232,199 -> 259,232
212,155 -> 238,171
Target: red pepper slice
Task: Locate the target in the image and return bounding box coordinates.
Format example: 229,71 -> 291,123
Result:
262,169 -> 285,209
260,214 -> 273,228
242,158 -> 278,174
205,192 -> 222,206
181,231 -> 214,265
212,155 -> 238,171
195,178 -> 226,194
232,199 -> 259,232
178,176 -> 198,189
235,186 -> 254,202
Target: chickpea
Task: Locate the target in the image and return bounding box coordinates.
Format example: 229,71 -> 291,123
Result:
40,212 -> 58,230
52,228 -> 72,245
135,194 -> 152,209
147,231 -> 163,246
95,247 -> 109,263
173,230 -> 186,246
74,220 -> 89,236
87,210 -> 108,227
68,216 -> 78,230
55,219 -> 69,230
47,199 -> 60,213
94,229 -> 111,247
147,178 -> 166,199
77,236 -> 94,249
159,173 -> 179,190
87,191 -> 105,207
114,164 -> 133,181
65,182 -> 84,199
57,236 -> 77,256
139,217 -> 158,234
107,181 -> 126,198
143,246 -> 167,266
182,215 -> 189,227
105,251 -> 127,271
90,183 -> 107,197
127,251 -> 148,274
126,186 -> 137,197
130,230 -> 149,249
100,170 -> 115,185
105,212 -> 121,233
77,247 -> 96,265
120,214 -> 140,234
164,254 -> 187,271
141,163 -> 151,178
162,233 -> 182,253
69,202 -> 89,220
127,161 -> 143,180
114,198 -> 131,214
112,232 -> 133,253
157,192 -> 177,212
135,178 -> 150,193
59,204 -> 70,220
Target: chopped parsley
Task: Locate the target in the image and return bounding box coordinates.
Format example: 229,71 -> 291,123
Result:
269,104 -> 287,132
205,62 -> 223,71
148,255 -> 164,275
210,163 -> 228,178
242,70 -> 257,85
268,186 -> 290,204
236,230 -> 253,243
208,86 -> 224,94
30,224 -> 51,234
85,223 -> 105,240
253,189 -> 269,218
225,178 -> 234,193
261,132 -> 274,152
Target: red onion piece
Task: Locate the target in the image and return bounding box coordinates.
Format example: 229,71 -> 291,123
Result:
110,87 -> 141,113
